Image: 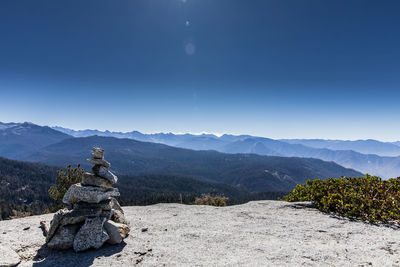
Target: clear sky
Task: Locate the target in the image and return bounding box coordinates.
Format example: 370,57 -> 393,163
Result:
0,0 -> 399,141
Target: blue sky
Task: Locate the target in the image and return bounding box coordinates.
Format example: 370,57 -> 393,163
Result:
1,0 -> 400,141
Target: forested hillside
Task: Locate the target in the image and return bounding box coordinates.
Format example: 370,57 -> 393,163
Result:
0,156 -> 288,220
0,157 -> 58,219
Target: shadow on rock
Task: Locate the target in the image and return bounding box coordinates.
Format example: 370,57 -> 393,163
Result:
32,242 -> 127,267
327,213 -> 400,230
284,202 -> 400,230
281,202 -> 316,209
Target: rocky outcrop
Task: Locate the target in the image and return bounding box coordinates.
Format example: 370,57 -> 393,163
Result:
62,184 -> 120,205
73,217 -> 110,252
0,246 -> 21,267
46,147 -> 130,252
104,220 -> 130,245
47,224 -> 79,250
1,201 -> 400,266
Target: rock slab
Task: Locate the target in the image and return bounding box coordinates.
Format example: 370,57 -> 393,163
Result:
62,184 -> 119,205
73,217 -> 109,252
2,201 -> 400,266
0,246 -> 20,267
104,220 -> 130,244
87,158 -> 110,168
92,165 -> 118,184
47,224 -> 80,250
82,172 -> 113,188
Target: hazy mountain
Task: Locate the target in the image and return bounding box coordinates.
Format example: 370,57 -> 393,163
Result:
223,137 -> 400,178
281,139 -> 400,157
52,126 -> 228,150
20,135 -> 362,192
392,141 -> 400,147
220,138 -> 282,156
0,122 -> 71,159
50,126 -> 400,178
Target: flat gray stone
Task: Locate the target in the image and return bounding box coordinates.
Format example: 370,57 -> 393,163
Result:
47,224 -> 80,250
73,217 -> 109,252
102,209 -> 114,219
82,172 -> 113,188
46,208 -> 70,242
91,147 -> 104,159
62,183 -> 119,205
46,207 -> 103,243
74,197 -> 121,211
0,246 -> 20,267
112,209 -> 129,225
73,199 -> 112,211
109,197 -> 123,212
92,166 -> 118,184
87,158 -> 110,168
61,207 -> 102,225
104,220 -> 130,245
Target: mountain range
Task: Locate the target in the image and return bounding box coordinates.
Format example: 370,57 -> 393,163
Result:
52,126 -> 400,178
19,135 -> 362,192
0,122 -> 70,159
0,122 -> 363,193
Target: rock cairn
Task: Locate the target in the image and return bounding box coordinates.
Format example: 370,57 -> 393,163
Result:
46,147 -> 130,252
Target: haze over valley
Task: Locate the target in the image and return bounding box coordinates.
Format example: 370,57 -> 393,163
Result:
4,121 -> 400,182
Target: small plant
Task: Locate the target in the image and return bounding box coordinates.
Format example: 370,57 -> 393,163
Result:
194,194 -> 229,207
48,165 -> 84,207
283,174 -> 400,223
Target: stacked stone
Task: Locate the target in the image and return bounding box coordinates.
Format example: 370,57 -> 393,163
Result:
46,147 -> 130,252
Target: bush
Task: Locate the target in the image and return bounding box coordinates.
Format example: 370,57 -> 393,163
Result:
194,194 -> 229,207
48,165 -> 84,208
283,174 -> 400,223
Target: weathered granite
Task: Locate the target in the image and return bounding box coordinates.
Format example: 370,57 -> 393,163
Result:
62,184 -> 119,205
46,147 -> 129,252
87,158 -> 110,168
104,220 -> 130,245
61,207 -> 103,225
109,197 -> 123,212
73,198 -> 121,213
46,207 -> 103,242
0,246 -> 21,267
73,217 -> 109,252
46,208 -> 70,242
112,209 -> 129,225
47,224 -> 80,250
82,172 -> 113,188
73,199 -> 112,211
4,201 -> 400,266
92,165 -> 118,184
100,209 -> 114,220
91,147 -> 104,159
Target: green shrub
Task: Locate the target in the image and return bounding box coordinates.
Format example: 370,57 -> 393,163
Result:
48,165 -> 84,206
194,194 -> 229,207
283,174 -> 400,223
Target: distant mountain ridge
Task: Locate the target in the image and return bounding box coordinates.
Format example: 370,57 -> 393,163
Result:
53,126 -> 400,178
53,126 -> 400,156
0,122 -> 71,159
0,122 -> 398,179
280,139 -> 400,157
19,135 -> 362,192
